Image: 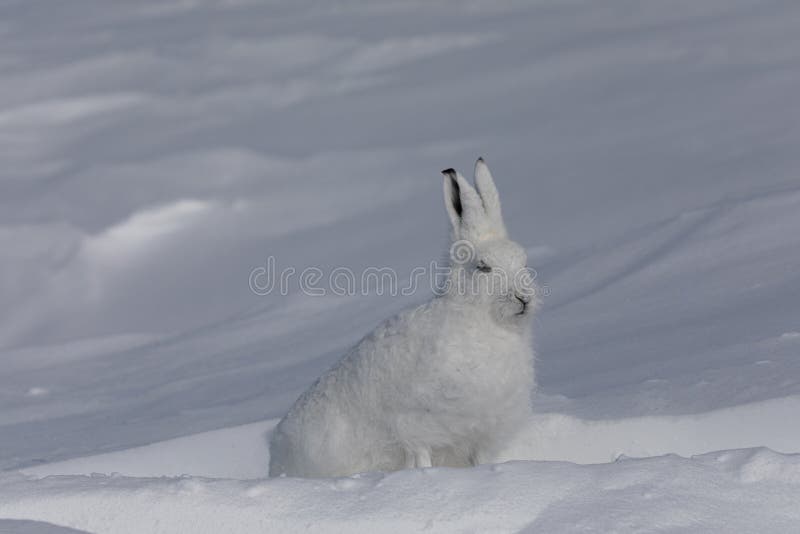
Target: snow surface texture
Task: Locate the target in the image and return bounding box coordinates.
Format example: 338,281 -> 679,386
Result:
5,449 -> 800,534
2,0 -> 800,532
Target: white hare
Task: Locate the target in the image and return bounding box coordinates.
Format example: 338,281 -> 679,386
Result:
269,158 -> 537,478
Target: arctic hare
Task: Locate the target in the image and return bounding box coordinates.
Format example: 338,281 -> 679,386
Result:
269,158 -> 537,478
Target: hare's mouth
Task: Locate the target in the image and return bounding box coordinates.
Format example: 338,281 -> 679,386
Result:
514,295 -> 529,315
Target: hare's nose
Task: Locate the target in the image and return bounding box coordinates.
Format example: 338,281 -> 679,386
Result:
515,294 -> 531,305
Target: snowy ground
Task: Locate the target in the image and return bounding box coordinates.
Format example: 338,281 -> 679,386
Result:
2,0 -> 800,532
5,449 -> 800,534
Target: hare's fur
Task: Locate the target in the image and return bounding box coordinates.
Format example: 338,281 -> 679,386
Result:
269,159 -> 536,478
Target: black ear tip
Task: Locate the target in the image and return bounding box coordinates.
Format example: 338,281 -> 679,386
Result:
477,157 -> 484,163
441,168 -> 456,177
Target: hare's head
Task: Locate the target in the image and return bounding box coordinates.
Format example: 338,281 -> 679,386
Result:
441,158 -> 536,326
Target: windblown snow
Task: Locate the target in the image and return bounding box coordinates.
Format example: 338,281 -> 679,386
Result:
2,0 -> 800,532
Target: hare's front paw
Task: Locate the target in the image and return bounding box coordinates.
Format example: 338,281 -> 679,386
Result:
404,448 -> 432,469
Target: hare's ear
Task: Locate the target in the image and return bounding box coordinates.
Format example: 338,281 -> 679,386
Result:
442,168 -> 485,240
474,157 -> 507,237
442,168 -> 463,235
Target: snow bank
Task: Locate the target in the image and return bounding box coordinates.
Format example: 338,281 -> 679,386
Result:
22,421 -> 275,480
3,449 -> 800,534
0,520 -> 90,534
9,399 -> 798,533
20,395 -> 800,481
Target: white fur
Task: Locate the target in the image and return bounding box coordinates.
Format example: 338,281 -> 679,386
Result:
269,158 -> 537,478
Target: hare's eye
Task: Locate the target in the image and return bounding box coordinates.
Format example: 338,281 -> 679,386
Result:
476,261 -> 492,273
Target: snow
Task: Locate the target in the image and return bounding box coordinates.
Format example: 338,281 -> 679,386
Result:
0,520 -> 90,534
2,0 -> 800,531
16,395 -> 800,481
3,449 -> 800,534
22,421 -> 275,480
